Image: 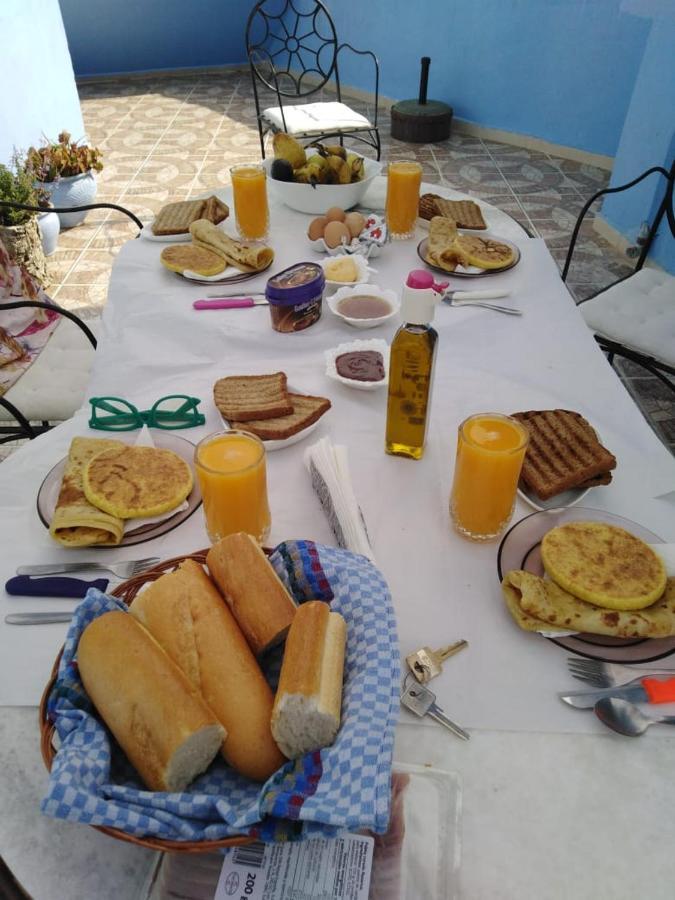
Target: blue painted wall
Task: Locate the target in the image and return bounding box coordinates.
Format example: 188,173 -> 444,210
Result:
58,0 -> 651,158
600,16 -> 675,273
0,0 -> 85,167
58,0 -> 248,77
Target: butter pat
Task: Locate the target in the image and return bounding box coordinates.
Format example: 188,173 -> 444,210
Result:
324,256 -> 359,282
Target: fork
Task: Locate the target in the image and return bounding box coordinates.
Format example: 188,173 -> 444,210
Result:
567,657 -> 675,688
443,295 -> 522,316
16,557 -> 160,579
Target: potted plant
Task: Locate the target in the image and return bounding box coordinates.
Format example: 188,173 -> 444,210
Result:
26,131 -> 103,229
0,157 -> 48,283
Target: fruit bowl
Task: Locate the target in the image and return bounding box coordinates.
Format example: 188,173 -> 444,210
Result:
263,157 -> 382,214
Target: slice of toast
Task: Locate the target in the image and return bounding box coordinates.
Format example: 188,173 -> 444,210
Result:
213,373 -> 293,422
434,198 -> 487,230
230,393 -> 331,440
419,193 -> 442,221
203,195 -> 229,225
512,409 -> 616,500
152,199 -> 207,236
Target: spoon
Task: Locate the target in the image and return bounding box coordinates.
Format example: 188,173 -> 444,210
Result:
594,697 -> 675,736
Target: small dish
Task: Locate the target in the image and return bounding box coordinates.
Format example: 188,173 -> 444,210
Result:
325,338 -> 390,391
417,233 -> 521,278
307,213 -> 387,257
320,255 -> 370,293
327,284 -> 399,329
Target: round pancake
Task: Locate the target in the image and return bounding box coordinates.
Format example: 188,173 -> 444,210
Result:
160,243 -> 227,276
541,522 -> 667,610
454,234 -> 514,270
82,446 -> 193,519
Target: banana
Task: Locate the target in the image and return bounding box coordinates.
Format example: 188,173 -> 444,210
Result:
346,153 -> 365,182
325,155 -> 351,184
272,133 -> 306,170
324,144 -> 347,160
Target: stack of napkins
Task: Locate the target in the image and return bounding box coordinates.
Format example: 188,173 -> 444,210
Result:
304,437 -> 374,561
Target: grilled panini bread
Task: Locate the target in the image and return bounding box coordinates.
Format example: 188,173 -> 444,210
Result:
213,372 -> 293,422
78,611 -> 225,792
130,559 -> 286,781
541,522 -> 667,610
152,199 -> 207,236
419,194 -> 487,229
502,570 -> 675,638
50,437 -> 125,546
206,532 -> 297,656
511,409 -> 616,500
230,393 -> 331,440
271,600 -> 347,759
82,445 -> 193,518
160,243 -> 228,276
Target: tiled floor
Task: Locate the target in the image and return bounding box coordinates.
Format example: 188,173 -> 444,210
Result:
2,68 -> 673,458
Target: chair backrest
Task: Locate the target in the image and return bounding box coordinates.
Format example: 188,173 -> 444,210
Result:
246,0 -> 339,98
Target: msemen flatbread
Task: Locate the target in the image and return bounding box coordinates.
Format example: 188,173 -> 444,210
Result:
83,445 -> 193,519
426,216 -> 466,272
502,570 -> 675,638
160,243 -> 227,277
541,522 -> 667,610
50,437 -> 125,546
190,219 -> 274,273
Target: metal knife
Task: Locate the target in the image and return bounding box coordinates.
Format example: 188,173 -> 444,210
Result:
193,297 -> 269,310
560,676 -> 675,708
5,612 -> 73,625
5,575 -> 109,598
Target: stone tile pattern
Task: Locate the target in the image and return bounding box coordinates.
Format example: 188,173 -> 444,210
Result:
2,70 -> 672,459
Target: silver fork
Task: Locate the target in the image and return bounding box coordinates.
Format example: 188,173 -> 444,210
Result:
567,657 -> 675,688
443,294 -> 522,316
16,557 -> 160,579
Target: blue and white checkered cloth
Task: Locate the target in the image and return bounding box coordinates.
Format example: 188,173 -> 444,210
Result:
41,541 -> 400,842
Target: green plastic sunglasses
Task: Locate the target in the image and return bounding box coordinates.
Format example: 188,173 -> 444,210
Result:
88,395 -> 205,431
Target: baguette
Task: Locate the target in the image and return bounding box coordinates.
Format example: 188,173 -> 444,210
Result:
206,533 -> 297,655
77,611 -> 225,792
271,601 -> 347,759
130,559 -> 286,781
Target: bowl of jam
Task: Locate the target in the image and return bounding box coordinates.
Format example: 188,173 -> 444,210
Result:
327,284 -> 399,329
325,338 -> 390,391
265,262 -> 325,333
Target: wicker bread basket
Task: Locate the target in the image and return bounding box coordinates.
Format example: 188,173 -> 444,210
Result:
38,550 -> 255,853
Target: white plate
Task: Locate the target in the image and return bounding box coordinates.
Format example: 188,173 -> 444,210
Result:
140,220 -> 229,243
325,338 -> 390,391
517,482 -> 593,511
218,385 -> 329,452
37,432 -> 201,548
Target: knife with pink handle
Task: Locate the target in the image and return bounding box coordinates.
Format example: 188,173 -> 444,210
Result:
193,297 -> 269,309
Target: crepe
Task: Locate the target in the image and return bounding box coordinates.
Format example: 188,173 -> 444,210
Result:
83,445 -> 193,519
50,437 -> 126,547
541,522 -> 667,610
160,244 -> 227,277
502,570 -> 675,638
190,219 -> 274,273
426,217 -> 466,272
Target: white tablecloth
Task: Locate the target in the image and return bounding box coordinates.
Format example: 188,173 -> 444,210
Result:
2,181 -> 675,899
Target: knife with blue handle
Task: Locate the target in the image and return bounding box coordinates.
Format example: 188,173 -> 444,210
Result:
5,575 -> 109,598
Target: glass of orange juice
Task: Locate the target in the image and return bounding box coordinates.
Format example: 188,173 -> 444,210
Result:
450,413 -> 529,541
385,160 -> 423,239
230,164 -> 269,240
194,430 -> 271,544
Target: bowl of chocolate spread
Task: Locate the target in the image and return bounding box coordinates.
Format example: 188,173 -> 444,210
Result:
325,339 -> 390,391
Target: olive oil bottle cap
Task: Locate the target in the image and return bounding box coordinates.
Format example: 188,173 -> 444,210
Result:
401,270 -> 442,325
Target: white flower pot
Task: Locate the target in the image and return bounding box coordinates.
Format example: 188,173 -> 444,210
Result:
38,210 -> 60,256
37,171 -> 98,228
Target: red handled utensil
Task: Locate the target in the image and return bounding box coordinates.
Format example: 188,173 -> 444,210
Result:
193,297 -> 269,310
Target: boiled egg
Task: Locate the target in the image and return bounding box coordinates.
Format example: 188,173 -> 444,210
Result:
323,220 -> 352,249
325,206 -> 346,223
344,211 -> 366,238
308,216 -> 328,241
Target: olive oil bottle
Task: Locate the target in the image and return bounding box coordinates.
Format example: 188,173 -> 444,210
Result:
385,270 -> 440,459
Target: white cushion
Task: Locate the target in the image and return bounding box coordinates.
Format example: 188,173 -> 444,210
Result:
262,101 -> 372,135
580,268 -> 675,367
4,316 -> 97,420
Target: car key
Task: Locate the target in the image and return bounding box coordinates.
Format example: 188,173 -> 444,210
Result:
400,673 -> 470,741
406,639 -> 468,684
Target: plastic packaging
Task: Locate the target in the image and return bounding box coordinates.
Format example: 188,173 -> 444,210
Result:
265,262 -> 325,333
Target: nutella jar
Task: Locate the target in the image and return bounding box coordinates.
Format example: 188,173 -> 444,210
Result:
265,262 -> 325,333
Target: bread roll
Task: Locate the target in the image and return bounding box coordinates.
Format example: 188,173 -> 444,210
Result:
130,559 -> 285,781
77,611 -> 225,792
206,533 -> 296,655
271,601 -> 346,759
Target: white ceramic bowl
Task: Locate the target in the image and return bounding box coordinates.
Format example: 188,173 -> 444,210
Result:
320,255 -> 370,293
327,284 -> 399,329
325,338 -> 390,391
264,157 -> 382,214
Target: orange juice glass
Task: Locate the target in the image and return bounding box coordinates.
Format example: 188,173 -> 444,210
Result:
230,164 -> 269,240
450,414 -> 529,541
194,430 -> 271,543
385,160 -> 423,239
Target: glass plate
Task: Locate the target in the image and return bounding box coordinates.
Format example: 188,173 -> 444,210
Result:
417,233 -> 521,278
497,506 -> 675,663
37,432 -> 202,548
